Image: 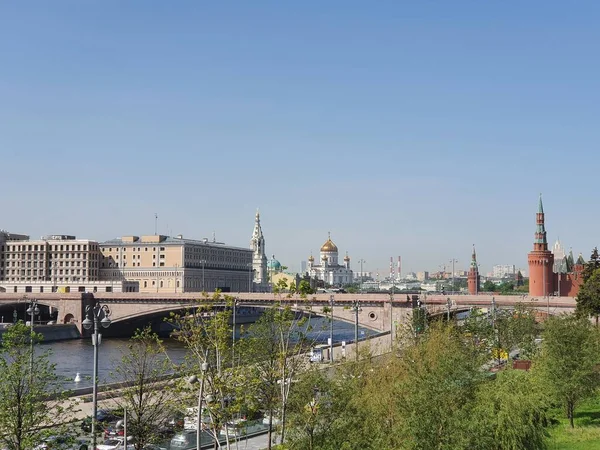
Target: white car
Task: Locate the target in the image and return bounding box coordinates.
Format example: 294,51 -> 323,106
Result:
95,437 -> 134,450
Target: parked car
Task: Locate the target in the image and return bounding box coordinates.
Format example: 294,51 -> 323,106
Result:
81,409 -> 120,432
104,421 -> 125,439
169,430 -> 197,449
33,435 -> 88,450
95,436 -> 133,450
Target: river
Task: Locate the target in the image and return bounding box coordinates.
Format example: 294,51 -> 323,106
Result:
42,317 -> 377,390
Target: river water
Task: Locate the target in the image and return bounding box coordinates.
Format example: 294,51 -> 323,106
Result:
43,317 -> 376,390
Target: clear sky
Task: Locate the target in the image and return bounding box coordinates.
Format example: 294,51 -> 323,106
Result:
1,1 -> 599,276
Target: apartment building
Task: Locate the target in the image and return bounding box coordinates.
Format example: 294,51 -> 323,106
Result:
99,234 -> 253,293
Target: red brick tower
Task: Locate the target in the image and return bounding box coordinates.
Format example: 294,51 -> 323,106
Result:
468,245 -> 480,294
528,195 -> 554,297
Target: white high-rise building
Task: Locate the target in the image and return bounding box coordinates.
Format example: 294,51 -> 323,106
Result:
492,264 -> 516,278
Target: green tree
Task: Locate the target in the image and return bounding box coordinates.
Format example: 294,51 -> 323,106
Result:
109,327 -> 178,450
482,280 -> 496,292
386,324 -> 484,448
582,247 -> 600,282
576,267 -> 600,325
243,305 -> 312,449
170,293 -> 243,449
535,315 -> 600,428
469,369 -> 548,449
0,322 -> 76,450
298,280 -> 313,296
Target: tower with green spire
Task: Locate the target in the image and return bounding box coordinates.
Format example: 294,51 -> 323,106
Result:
468,245 -> 480,295
528,194 -> 554,297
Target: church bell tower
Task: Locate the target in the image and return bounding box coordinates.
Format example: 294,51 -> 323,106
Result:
250,210 -> 268,285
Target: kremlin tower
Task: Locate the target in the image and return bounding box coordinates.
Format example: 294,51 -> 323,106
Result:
528,195 -> 554,297
467,245 -> 480,295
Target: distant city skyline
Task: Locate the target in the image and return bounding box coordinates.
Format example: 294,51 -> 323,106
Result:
1,2 -> 598,275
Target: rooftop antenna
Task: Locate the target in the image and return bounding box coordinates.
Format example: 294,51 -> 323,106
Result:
154,213 -> 158,235
212,231 -> 216,243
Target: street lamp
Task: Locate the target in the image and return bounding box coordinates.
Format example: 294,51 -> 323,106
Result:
542,258 -> 549,316
329,295 -> 334,363
357,259 -> 366,292
26,299 -> 40,371
247,263 -> 253,293
351,300 -> 361,361
449,259 -> 458,294
189,361 -> 209,450
200,260 -> 206,292
232,298 -> 240,367
446,297 -> 452,322
82,301 -> 111,450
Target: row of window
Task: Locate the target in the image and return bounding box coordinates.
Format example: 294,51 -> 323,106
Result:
4,243 -> 96,252
4,252 -> 96,260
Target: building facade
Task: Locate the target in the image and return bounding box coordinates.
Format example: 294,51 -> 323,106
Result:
492,264 -> 516,279
0,233 -> 135,293
99,234 -> 253,293
307,234 -> 353,286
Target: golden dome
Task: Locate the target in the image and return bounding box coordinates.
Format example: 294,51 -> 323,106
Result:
308,254 -> 314,262
344,253 -> 350,261
320,236 -> 338,253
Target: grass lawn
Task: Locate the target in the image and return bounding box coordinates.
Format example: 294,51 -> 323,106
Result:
547,396 -> 600,449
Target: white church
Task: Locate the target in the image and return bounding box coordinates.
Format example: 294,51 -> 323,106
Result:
308,234 -> 353,286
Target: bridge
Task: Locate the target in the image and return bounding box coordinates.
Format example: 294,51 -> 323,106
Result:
0,291 -> 577,336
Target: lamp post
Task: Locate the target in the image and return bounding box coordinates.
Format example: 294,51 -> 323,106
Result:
357,259 -> 366,292
542,258 -> 548,316
232,298 -> 239,367
82,301 -> 112,450
446,297 -> 452,322
189,361 -> 209,450
329,295 -> 334,363
200,260 -> 206,292
247,263 -> 253,293
389,286 -> 394,349
174,263 -> 179,293
491,297 -> 499,366
26,299 -> 40,372
449,259 -> 458,294
351,300 -> 361,361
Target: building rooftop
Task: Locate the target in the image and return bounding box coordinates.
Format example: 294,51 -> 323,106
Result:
100,235 -> 251,252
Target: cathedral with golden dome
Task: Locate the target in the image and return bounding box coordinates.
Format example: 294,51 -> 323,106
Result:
308,233 -> 353,286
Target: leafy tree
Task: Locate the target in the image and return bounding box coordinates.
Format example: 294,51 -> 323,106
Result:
169,293 -> 243,449
109,327 -> 178,450
482,280 -> 496,292
535,315 -> 600,428
243,305 -> 312,449
298,280 -> 313,295
582,247 -> 600,282
576,266 -> 600,325
385,324 -> 484,448
469,369 -> 548,449
0,322 -> 76,450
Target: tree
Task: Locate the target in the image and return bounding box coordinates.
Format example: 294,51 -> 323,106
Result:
576,266 -> 600,325
535,315 -> 600,428
169,293 -> 243,450
482,280 -> 496,292
383,323 -> 484,448
109,327 -> 178,450
469,369 -> 548,449
582,247 -> 600,282
0,322 -> 76,450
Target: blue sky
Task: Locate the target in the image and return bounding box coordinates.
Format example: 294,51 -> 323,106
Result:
1,1 -> 599,276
